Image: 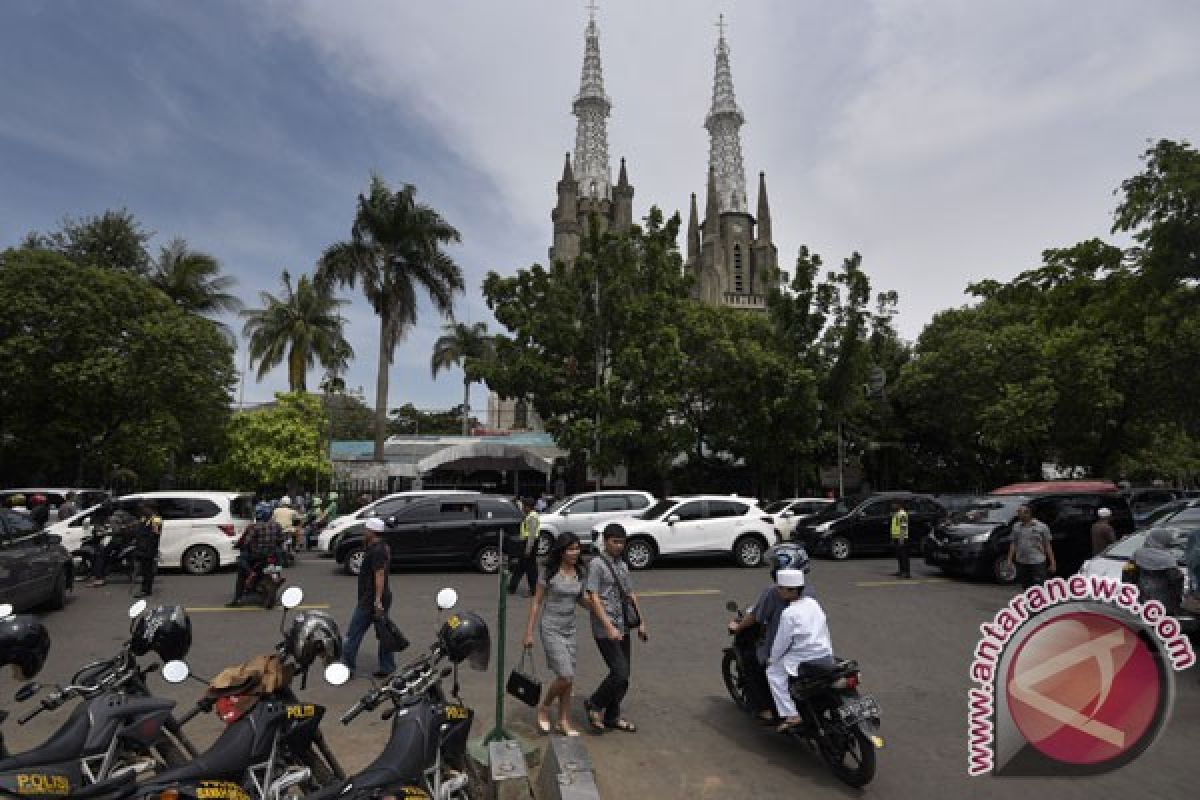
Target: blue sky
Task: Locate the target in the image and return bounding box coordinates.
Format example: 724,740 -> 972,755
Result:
3,0 -> 1198,412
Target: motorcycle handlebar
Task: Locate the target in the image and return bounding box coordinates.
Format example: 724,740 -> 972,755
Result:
340,698 -> 369,725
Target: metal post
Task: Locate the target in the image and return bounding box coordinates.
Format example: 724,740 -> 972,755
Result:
485,524 -> 514,743
837,421 -> 845,498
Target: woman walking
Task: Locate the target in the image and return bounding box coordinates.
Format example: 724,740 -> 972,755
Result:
523,533 -> 587,736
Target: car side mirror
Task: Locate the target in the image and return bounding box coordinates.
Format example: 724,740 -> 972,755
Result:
667,514 -> 680,524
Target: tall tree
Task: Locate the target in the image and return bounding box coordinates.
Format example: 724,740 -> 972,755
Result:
241,270 -> 353,393
317,175 -> 464,460
430,321 -> 494,435
29,209 -> 153,274
150,237 -> 242,319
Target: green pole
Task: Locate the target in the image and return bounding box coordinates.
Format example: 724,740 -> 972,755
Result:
485,525 -> 514,743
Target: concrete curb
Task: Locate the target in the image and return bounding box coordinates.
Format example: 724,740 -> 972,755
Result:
536,735 -> 602,800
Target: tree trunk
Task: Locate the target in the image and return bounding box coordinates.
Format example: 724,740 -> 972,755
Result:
288,344 -> 306,392
374,315 -> 390,462
462,378 -> 470,436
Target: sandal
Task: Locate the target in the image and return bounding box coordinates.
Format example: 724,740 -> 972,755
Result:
535,707 -> 552,735
776,718 -> 802,733
556,723 -> 581,737
583,701 -> 606,733
606,719 -> 637,733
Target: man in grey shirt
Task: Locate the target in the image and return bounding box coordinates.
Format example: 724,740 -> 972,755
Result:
584,525 -> 647,733
1006,505 -> 1057,589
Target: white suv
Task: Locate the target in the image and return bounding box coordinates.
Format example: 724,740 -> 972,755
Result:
47,491 -> 253,575
316,491 -> 483,556
590,495 -> 779,569
538,491 -> 656,555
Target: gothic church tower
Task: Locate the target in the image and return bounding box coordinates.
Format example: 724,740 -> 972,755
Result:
685,19 -> 779,310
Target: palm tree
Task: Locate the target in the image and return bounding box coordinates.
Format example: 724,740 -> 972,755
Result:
241,269 -> 353,392
150,237 -> 242,317
431,321 -> 495,436
317,175 -> 464,460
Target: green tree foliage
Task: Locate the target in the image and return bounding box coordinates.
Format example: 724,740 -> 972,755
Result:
388,403 -> 477,436
241,270 -> 352,393
318,175 -> 464,461
26,209 -> 153,275
150,237 -> 242,318
431,321 -> 495,436
224,392 -> 330,489
0,248 -> 236,486
323,391 -> 376,440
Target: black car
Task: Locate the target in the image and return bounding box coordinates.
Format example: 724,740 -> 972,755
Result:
795,492 -> 947,560
1123,487 -> 1185,524
335,494 -> 522,575
925,493 -> 1135,584
0,509 -> 73,611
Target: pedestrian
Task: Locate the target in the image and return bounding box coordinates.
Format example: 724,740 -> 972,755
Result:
766,568 -> 835,732
890,500 -> 910,578
133,502 -> 162,598
1132,528 -> 1184,614
57,492 -> 79,523
341,517 -> 395,679
1090,507 -> 1117,556
1006,505 -> 1056,590
507,498 -> 540,596
522,532 -> 587,736
28,494 -> 50,531
583,524 -> 647,734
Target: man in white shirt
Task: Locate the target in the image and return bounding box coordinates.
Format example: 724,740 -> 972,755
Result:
766,568 -> 835,731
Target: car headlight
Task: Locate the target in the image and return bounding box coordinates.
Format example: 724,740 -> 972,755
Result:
814,521 -> 833,534
966,532 -> 991,544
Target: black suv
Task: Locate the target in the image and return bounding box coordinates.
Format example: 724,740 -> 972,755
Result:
795,492 -> 947,560
925,493 -> 1135,583
0,509 -> 73,611
334,494 -> 522,575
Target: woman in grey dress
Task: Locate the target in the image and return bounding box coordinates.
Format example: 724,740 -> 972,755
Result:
523,533 -> 587,735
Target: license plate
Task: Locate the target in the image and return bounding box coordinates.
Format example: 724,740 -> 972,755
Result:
838,696 -> 880,725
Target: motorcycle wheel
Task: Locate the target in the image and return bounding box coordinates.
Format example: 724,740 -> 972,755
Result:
815,708 -> 876,788
720,650 -> 752,712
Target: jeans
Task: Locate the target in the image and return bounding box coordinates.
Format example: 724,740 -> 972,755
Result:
589,636 -> 632,726
343,600 -> 395,675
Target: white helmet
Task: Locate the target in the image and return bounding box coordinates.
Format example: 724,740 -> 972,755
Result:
280,496 -> 292,507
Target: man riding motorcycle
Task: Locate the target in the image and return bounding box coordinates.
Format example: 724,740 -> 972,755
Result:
89,501 -> 141,587
228,508 -> 287,607
767,568 -> 836,733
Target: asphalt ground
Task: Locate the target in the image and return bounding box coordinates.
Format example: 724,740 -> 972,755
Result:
6,551 -> 1198,799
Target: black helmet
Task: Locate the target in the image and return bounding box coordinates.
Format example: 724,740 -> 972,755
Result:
0,614 -> 50,680
766,542 -> 810,577
285,610 -> 342,669
437,611 -> 490,671
130,605 -> 192,662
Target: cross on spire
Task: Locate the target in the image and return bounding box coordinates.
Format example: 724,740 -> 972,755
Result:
586,0 -> 599,23
716,13 -> 726,38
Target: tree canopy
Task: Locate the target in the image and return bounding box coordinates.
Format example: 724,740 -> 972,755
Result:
224,392 -> 331,490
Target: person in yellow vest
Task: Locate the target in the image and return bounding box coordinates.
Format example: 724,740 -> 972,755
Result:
134,502 -> 163,598
890,500 -> 910,579
508,498 -> 541,596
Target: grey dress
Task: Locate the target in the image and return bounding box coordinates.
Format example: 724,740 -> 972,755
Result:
538,569 -> 584,678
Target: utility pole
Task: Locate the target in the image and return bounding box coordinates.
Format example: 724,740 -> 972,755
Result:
593,266 -> 602,492
837,420 -> 845,498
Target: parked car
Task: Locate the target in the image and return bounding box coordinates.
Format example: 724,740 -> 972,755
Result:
587,495 -> 777,570
1137,498 -> 1194,529
46,491 -> 253,574
1123,487 -> 1186,524
315,490 -> 482,556
761,498 -> 833,540
925,492 -> 1135,583
795,492 -> 946,560
0,508 -> 73,612
537,490 -> 655,555
1078,525 -> 1198,634
334,494 -> 522,575
0,488 -> 109,522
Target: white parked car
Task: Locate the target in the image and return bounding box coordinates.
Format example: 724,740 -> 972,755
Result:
590,495 -> 779,570
316,491 -> 482,556
538,491 -> 656,555
1078,525 -> 1198,634
46,491 -> 253,575
761,497 -> 834,540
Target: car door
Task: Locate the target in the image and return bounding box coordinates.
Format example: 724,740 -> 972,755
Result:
659,500 -> 708,555
560,496 -> 599,536
423,500 -> 481,562
855,499 -> 894,552
706,499 -> 752,549
594,494 -> 631,527
384,500 -> 438,563
152,497 -> 195,565
0,513 -> 30,609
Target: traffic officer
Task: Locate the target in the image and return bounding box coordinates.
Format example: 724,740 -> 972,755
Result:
890,500 -> 910,579
507,498 -> 540,596
134,502 -> 162,598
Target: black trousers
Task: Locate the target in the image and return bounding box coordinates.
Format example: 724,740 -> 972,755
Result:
507,553 -> 537,594
894,540 -> 910,578
589,636 -> 632,726
738,642 -> 774,714
1016,561 -> 1048,590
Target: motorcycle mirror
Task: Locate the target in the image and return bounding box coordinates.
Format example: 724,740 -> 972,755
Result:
436,588 -> 458,611
14,682 -> 40,703
725,600 -> 739,613
0,604 -> 12,619
324,663 -> 351,686
128,599 -> 148,619
280,587 -> 304,609
161,661 -> 190,684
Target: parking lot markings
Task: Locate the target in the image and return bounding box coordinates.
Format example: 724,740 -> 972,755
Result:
637,590 -> 722,597
183,603 -> 332,613
854,578 -> 950,588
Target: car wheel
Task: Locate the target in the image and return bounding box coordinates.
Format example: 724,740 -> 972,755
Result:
41,568 -> 68,611
625,537 -> 656,570
475,543 -> 501,574
536,532 -> 555,557
181,544 -> 219,575
343,547 -> 365,577
828,536 -> 852,561
733,535 -> 767,568
992,556 -> 1017,585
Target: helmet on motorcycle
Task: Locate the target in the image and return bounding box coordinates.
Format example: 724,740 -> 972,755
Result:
766,542 -> 810,578
130,605 -> 192,661
29,494 -> 47,507
0,613 -> 50,680
285,610 -> 342,669
279,496 -> 292,507
437,611 -> 490,671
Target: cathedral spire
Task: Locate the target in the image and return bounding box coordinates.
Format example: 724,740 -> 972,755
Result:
573,8 -> 612,201
756,171 -> 771,242
687,193 -> 700,261
705,15 -> 747,214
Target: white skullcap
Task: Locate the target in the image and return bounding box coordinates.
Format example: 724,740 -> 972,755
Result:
776,568 -> 806,588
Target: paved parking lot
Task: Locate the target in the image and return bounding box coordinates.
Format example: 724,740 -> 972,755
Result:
7,552 -> 1198,798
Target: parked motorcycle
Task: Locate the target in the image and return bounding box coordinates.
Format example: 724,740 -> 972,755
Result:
0,601 -> 198,797
722,599 -> 883,788
309,588 -> 490,800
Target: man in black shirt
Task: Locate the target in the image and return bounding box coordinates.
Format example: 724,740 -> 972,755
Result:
342,517 -> 395,678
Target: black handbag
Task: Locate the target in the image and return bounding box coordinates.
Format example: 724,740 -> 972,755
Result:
600,556 -> 641,630
506,648 -> 542,707
373,614 -> 410,654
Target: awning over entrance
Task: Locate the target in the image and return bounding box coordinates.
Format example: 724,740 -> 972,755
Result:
415,442 -> 556,475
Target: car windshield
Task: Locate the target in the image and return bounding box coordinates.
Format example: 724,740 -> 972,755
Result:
640,499 -> 677,520
544,496 -> 575,514
763,501 -> 791,514
952,497 -> 1026,524
1143,502 -> 1187,527
230,494 -> 255,520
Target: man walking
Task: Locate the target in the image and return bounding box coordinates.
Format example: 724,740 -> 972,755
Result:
1090,507 -> 1117,556
342,517 -> 395,679
507,498 -> 540,596
584,525 -> 648,734
890,500 -> 910,579
1006,505 -> 1056,589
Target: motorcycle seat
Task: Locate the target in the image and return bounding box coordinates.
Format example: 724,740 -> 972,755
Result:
0,704 -> 91,770
143,720 -> 256,785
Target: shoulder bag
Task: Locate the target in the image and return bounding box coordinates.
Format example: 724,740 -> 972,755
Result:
506,647 -> 542,707
600,556 -> 641,630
